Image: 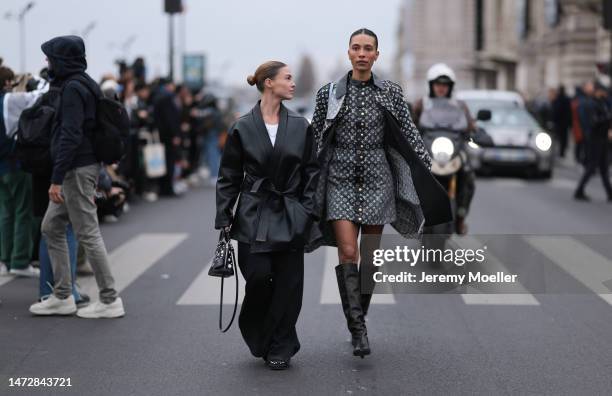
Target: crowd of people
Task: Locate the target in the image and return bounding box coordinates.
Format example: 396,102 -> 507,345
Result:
0,35 -> 235,314
0,30 -> 610,324
531,80 -> 612,201
104,57 -> 234,200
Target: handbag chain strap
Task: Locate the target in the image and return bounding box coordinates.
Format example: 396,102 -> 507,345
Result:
218,234 -> 239,333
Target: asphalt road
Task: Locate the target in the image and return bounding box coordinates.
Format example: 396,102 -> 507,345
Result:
1,161 -> 612,396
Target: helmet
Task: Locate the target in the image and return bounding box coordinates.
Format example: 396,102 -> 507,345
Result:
427,63 -> 456,84
427,63 -> 456,98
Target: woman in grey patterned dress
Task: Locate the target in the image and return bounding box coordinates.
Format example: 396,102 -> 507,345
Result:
309,29 -> 451,358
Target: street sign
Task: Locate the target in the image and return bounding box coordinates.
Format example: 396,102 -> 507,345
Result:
182,54 -> 206,90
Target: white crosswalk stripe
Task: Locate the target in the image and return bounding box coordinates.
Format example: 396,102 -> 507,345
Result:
524,236 -> 612,305
454,236 -> 540,306
80,233 -> 189,300
0,275 -> 15,287
178,244 -> 395,306
546,178 -> 577,190
483,177 -> 578,191
484,179 -> 528,188
319,247 -> 395,305
461,293 -> 541,305
177,240 -> 244,305
6,232 -> 612,309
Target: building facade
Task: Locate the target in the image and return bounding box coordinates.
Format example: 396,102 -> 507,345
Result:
395,0 -> 607,101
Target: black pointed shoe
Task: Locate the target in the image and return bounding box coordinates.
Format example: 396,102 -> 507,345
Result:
266,359 -> 290,370
352,332 -> 370,358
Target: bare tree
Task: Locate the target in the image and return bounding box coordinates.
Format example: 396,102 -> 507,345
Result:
295,54 -> 316,98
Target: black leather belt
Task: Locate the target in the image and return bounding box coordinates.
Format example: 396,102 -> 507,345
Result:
242,177 -> 296,242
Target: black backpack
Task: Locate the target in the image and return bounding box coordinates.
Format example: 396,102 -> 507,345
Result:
68,74 -> 130,165
16,75 -> 130,173
14,88 -> 60,175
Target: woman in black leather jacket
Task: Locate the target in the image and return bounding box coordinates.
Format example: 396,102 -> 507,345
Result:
215,61 -> 319,370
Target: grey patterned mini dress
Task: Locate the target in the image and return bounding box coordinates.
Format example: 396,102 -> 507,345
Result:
326,78 -> 396,225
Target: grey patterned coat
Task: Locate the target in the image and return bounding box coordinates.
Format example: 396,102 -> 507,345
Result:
305,72 -> 452,252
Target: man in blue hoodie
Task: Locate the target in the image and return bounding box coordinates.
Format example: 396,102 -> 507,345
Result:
29,36 -> 125,318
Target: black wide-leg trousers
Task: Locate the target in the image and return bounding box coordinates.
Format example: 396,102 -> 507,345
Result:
237,242 -> 304,360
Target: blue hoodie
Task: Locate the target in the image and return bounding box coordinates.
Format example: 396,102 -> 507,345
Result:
41,35 -> 101,185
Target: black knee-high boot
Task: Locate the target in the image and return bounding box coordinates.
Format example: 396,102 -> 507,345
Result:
359,261 -> 375,317
361,293 -> 373,318
335,263 -> 370,358
359,235 -> 381,318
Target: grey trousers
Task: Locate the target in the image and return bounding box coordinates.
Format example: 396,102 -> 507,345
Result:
42,164 -> 118,303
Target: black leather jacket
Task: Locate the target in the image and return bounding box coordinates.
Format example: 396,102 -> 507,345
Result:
215,102 -> 320,253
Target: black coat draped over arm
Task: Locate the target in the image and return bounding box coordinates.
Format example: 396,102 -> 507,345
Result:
215,102 -> 320,253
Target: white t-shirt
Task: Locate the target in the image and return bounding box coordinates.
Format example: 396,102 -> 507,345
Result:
265,123 -> 278,146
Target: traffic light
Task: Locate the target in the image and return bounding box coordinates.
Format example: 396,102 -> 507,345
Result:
164,0 -> 182,14
604,0 -> 612,30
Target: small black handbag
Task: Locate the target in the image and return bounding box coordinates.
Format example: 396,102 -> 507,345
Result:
208,229 -> 239,333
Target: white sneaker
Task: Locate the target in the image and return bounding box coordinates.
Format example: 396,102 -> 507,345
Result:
198,166 -> 211,179
143,192 -> 158,202
29,295 -> 77,316
0,262 -> 11,276
103,214 -> 119,223
10,265 -> 40,278
174,180 -> 189,195
77,297 -> 125,319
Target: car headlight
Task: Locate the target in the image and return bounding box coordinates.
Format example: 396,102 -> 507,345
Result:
468,140 -> 480,150
535,132 -> 552,151
431,137 -> 455,163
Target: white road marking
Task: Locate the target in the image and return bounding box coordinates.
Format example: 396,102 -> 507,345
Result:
485,179 -> 528,188
546,178 -> 576,190
454,236 -> 540,305
320,247 -> 395,305
80,233 -> 189,300
177,240 -> 244,305
524,236 -> 612,305
0,275 -> 15,287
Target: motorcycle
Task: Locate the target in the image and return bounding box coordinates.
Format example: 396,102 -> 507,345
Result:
418,101 -> 492,264
422,127 -> 469,236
